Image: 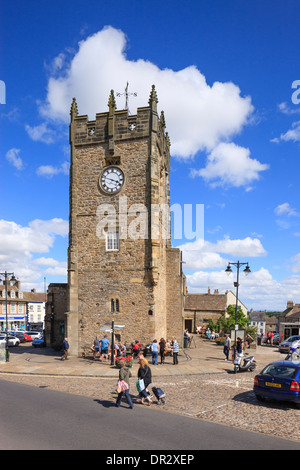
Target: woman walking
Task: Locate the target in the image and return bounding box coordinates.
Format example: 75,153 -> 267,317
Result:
137,358 -> 153,405
115,361 -> 134,409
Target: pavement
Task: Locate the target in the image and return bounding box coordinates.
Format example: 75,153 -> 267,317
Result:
0,335 -> 283,379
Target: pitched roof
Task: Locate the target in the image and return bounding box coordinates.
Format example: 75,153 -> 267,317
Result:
281,304 -> 300,320
250,312 -> 266,322
22,292 -> 45,302
185,293 -> 227,311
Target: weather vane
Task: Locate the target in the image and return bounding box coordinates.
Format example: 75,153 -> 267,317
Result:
116,82 -> 137,114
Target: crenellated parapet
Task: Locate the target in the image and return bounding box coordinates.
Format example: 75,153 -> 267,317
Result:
69,86 -> 171,171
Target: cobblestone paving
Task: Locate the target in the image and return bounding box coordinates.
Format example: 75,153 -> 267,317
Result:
2,366 -> 300,444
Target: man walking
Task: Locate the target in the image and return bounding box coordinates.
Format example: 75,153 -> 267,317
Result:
224,334 -> 231,361
61,337 -> 69,361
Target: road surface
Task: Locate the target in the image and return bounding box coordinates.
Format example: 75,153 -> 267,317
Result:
0,379 -> 299,451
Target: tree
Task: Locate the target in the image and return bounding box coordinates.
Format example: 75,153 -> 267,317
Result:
217,305 -> 249,334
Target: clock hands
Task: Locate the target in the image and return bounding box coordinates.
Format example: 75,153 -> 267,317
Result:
104,176 -> 122,187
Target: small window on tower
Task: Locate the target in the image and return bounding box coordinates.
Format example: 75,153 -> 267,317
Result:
106,231 -> 120,251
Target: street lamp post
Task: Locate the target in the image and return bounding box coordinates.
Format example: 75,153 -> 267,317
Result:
0,271 -> 15,362
225,261 -> 251,359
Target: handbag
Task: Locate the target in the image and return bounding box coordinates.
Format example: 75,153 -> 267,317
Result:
136,378 -> 145,392
116,380 -> 129,393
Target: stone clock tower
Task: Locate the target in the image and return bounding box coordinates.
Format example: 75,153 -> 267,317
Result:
67,86 -> 185,356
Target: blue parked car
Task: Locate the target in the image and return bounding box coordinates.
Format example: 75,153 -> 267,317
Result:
32,336 -> 45,348
254,361 -> 300,407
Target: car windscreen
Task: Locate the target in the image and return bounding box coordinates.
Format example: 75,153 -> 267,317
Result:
261,364 -> 297,379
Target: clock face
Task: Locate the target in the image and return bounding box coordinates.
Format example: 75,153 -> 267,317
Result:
100,166 -> 124,194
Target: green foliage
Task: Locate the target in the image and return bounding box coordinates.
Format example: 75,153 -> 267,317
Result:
245,325 -> 257,339
207,320 -> 219,332
217,304 -> 249,334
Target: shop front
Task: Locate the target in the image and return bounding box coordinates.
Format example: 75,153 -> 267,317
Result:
0,315 -> 26,332
281,322 -> 300,340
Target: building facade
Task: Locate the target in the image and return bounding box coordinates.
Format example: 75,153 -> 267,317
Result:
278,301 -> 300,340
64,86 -> 185,356
184,288 -> 248,332
249,311 -> 266,336
0,276 -> 45,331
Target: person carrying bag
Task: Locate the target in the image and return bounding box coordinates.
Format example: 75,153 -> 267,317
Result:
115,361 -> 133,409
137,358 -> 152,405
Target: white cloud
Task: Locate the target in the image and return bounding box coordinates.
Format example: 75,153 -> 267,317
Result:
6,148 -> 23,170
25,122 -> 57,144
186,267 -> 300,311
290,253 -> 300,273
39,26 -> 254,161
191,142 -> 269,188
179,236 -> 267,270
36,161 -> 69,178
271,120 -> 300,143
274,202 -> 299,217
278,102 -> 300,115
274,203 -> 299,229
0,218 -> 68,287
178,235 -> 299,310
34,257 -> 67,277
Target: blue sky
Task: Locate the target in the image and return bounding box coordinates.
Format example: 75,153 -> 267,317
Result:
1,0 -> 300,310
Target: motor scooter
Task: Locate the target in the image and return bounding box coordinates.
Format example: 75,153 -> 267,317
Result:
285,346 -> 300,361
233,352 -> 256,373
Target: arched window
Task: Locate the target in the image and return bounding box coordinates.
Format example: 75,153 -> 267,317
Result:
110,297 -> 120,313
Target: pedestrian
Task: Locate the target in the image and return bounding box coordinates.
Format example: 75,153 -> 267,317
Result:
92,336 -> 100,359
223,334 -> 231,361
237,337 -> 243,354
171,336 -> 179,364
137,358 -> 153,405
184,329 -> 191,347
115,360 -> 134,409
61,337 -> 69,361
137,351 -> 149,364
159,337 -> 166,364
151,339 -> 159,365
99,335 -> 110,362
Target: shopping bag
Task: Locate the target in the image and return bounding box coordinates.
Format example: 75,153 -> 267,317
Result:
116,380 -> 129,393
136,378 -> 145,391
